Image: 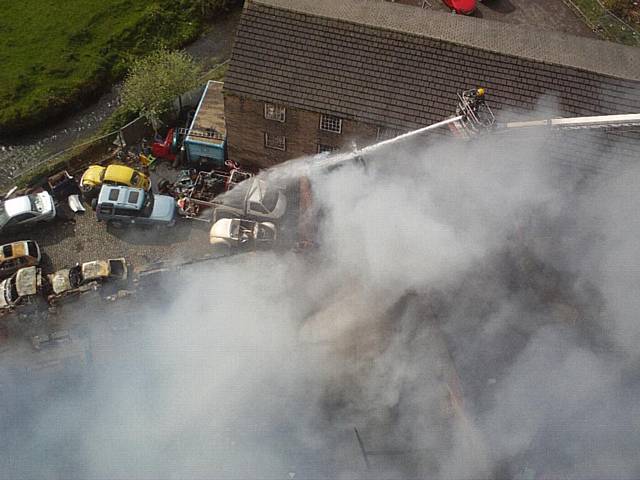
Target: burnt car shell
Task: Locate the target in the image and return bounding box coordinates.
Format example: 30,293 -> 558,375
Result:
0,266 -> 42,310
48,258 -> 128,297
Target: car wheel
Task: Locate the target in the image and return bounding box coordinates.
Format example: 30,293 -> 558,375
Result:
81,184 -> 96,196
157,179 -> 171,194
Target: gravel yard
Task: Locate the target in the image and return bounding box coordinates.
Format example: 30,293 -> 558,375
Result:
0,161 -> 301,278
0,205 -> 212,273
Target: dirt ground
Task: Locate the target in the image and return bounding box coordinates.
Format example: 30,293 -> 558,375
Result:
0,163 -> 206,273
0,161 -> 301,280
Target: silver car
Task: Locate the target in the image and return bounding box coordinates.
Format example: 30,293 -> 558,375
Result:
213,178 -> 287,223
0,192 -> 56,233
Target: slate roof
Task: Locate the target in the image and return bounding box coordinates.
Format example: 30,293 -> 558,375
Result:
224,0 -> 640,132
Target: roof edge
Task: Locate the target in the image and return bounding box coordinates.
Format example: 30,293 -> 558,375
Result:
250,0 -> 640,82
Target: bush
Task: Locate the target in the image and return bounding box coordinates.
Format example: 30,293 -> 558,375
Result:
602,0 -> 631,17
119,48 -> 202,129
184,0 -> 242,19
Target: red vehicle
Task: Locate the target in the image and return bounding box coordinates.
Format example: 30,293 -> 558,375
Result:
442,0 -> 477,14
151,128 -> 178,161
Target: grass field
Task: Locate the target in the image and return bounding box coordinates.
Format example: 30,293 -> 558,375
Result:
0,0 -> 205,134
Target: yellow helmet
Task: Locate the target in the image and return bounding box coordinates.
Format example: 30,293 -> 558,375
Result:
477,87 -> 486,96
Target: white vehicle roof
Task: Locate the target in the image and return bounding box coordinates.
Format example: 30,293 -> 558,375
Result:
210,218 -> 237,240
4,196 -> 31,217
3,192 -> 54,218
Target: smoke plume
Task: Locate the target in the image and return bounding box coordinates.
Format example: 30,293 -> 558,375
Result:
1,121 -> 640,480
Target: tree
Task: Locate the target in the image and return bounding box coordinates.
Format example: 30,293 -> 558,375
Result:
602,0 -> 631,18
188,0 -> 240,19
120,48 -> 202,129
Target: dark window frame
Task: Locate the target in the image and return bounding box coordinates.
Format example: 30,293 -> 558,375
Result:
376,126 -> 400,141
317,144 -> 338,154
264,132 -> 286,151
107,189 -> 120,202
264,103 -> 286,123
319,114 -> 342,134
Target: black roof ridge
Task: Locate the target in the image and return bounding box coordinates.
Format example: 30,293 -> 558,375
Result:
251,0 -> 640,82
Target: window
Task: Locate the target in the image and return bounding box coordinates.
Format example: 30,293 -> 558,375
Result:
377,127 -> 400,141
261,190 -> 279,212
27,242 -> 38,258
108,189 -> 119,202
1,259 -> 16,271
317,144 -> 338,154
264,103 -> 286,122
249,201 -> 268,215
264,133 -> 286,151
320,114 -> 342,133
127,191 -> 140,204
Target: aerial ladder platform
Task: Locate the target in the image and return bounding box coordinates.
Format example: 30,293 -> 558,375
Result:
308,88 -> 640,172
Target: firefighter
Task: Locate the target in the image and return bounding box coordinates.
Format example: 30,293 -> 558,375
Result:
470,87 -> 494,130
470,87 -> 486,111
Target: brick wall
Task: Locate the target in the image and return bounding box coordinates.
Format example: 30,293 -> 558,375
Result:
224,93 -> 379,169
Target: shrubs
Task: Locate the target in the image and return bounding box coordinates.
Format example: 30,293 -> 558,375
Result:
119,49 -> 202,129
602,0 -> 639,23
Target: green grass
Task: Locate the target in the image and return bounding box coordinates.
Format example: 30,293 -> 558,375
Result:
570,0 -> 640,46
0,0 -> 204,134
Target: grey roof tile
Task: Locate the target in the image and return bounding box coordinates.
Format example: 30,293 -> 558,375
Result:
225,0 -> 640,158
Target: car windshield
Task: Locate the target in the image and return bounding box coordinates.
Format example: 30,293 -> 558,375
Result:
262,189 -> 279,212
5,278 -> 18,304
69,265 -> 83,288
27,241 -> 38,258
248,180 -> 278,213
141,191 -> 154,217
229,219 -> 240,240
29,195 -> 43,213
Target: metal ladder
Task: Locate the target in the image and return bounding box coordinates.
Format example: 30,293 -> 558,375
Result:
177,127 -> 224,141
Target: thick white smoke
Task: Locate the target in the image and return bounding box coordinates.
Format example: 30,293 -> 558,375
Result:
1,122 -> 640,480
